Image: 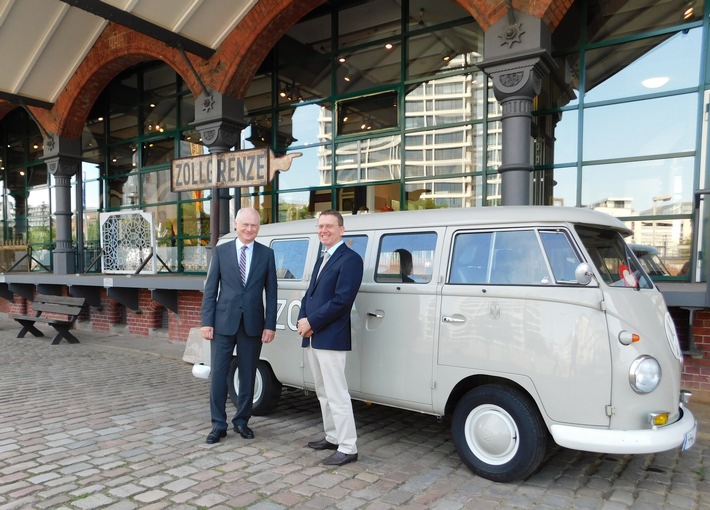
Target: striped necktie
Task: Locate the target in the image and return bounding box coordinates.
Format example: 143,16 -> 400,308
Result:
239,245 -> 247,285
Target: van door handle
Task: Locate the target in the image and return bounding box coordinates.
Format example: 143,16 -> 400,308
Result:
367,312 -> 384,318
442,316 -> 465,323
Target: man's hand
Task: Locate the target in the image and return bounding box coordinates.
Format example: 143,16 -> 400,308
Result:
297,318 -> 312,338
262,329 -> 276,344
201,326 -> 214,340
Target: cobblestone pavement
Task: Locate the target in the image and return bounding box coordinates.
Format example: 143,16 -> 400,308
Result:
0,319 -> 708,510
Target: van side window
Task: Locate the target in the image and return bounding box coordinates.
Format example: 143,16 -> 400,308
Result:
343,235 -> 368,260
271,239 -> 309,280
450,230 -> 551,285
376,232 -> 437,283
450,232 -> 491,284
539,230 -> 582,283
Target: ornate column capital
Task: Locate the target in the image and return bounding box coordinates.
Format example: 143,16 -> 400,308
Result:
478,11 -> 555,102
43,134 -> 81,177
192,91 -> 247,153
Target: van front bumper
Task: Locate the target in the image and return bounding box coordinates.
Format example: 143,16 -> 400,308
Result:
550,406 -> 697,454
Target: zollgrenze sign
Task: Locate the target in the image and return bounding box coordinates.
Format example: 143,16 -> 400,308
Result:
171,148 -> 300,192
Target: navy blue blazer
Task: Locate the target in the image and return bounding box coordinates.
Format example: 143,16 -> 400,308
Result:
201,240 -> 277,337
299,243 -> 363,350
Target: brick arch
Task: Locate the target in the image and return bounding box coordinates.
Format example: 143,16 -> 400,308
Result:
0,100 -> 19,123
217,0 -> 572,99
43,23 -> 205,139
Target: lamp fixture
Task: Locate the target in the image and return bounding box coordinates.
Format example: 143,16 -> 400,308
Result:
642,77 -> 669,89
338,56 -> 347,63
384,42 -> 393,50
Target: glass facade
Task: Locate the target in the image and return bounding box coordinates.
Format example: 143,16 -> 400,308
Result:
538,0 -> 705,277
0,0 -> 706,277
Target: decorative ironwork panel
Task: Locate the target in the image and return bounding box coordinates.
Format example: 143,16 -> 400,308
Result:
100,211 -> 156,274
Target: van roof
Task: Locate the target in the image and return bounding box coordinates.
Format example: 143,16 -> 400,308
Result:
225,206 -> 631,239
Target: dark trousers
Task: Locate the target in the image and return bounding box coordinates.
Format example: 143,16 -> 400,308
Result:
209,321 -> 262,430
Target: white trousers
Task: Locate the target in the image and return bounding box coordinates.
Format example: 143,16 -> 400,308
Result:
306,346 -> 357,454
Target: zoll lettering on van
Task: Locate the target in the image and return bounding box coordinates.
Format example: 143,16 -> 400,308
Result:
171,148 -> 302,192
275,298 -> 302,331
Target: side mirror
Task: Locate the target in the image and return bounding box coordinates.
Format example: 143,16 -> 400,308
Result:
575,263 -> 594,285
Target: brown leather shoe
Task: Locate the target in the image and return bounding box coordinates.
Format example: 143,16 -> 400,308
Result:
307,438 -> 338,450
322,451 -> 358,466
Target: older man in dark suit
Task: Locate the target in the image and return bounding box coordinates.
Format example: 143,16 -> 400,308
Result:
297,210 -> 364,466
201,207 -> 277,443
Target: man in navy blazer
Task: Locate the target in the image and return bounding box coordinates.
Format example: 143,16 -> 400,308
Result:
297,210 -> 363,466
201,207 -> 277,444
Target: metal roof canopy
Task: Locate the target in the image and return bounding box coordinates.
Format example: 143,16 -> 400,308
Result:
0,0 -> 254,107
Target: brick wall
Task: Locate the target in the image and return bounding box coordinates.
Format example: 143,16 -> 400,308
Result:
171,291 -> 204,341
686,310 -> 710,403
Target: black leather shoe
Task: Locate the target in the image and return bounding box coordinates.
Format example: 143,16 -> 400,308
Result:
206,429 -> 227,444
234,424 -> 254,439
307,438 -> 338,450
322,451 -> 358,466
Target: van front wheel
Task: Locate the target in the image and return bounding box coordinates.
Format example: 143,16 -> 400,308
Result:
228,358 -> 282,416
452,385 -> 547,482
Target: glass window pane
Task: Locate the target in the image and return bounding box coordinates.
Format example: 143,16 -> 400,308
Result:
539,230 -> 582,283
409,0 -> 474,28
109,109 -> 139,142
180,94 -> 195,128
450,231 -> 491,284
338,1 -> 400,49
543,167 -> 578,207
587,0 -> 703,43
376,232 -> 437,283
278,145 -> 328,191
342,234 -> 368,260
548,109 -> 578,165
583,94 -> 697,161
585,29 -> 702,103
141,169 -> 178,204
278,190 -> 314,222
27,164 -> 47,187
107,174 -> 140,208
583,157 -> 694,215
335,137 -> 401,184
627,223 -> 691,277
285,103 -> 332,148
336,44 -> 401,94
142,138 -> 175,167
109,144 -> 137,174
490,230 -> 550,285
83,179 -> 103,211
144,97 -> 177,134
407,25 -> 481,81
278,57 -> 331,103
337,91 -> 398,136
272,238 -> 309,280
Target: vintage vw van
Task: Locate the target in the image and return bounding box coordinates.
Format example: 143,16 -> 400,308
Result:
195,206 -> 696,482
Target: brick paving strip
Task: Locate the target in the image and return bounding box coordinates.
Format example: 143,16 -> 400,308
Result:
0,320 -> 708,509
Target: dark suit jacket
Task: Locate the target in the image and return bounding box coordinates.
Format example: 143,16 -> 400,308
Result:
201,240 -> 277,337
299,243 -> 363,350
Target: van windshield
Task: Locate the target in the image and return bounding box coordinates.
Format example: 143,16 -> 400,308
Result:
576,226 -> 653,290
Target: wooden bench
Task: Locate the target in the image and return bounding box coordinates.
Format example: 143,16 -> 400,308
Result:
12,294 -> 86,345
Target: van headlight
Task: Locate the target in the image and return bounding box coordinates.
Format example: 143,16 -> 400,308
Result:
629,355 -> 661,394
